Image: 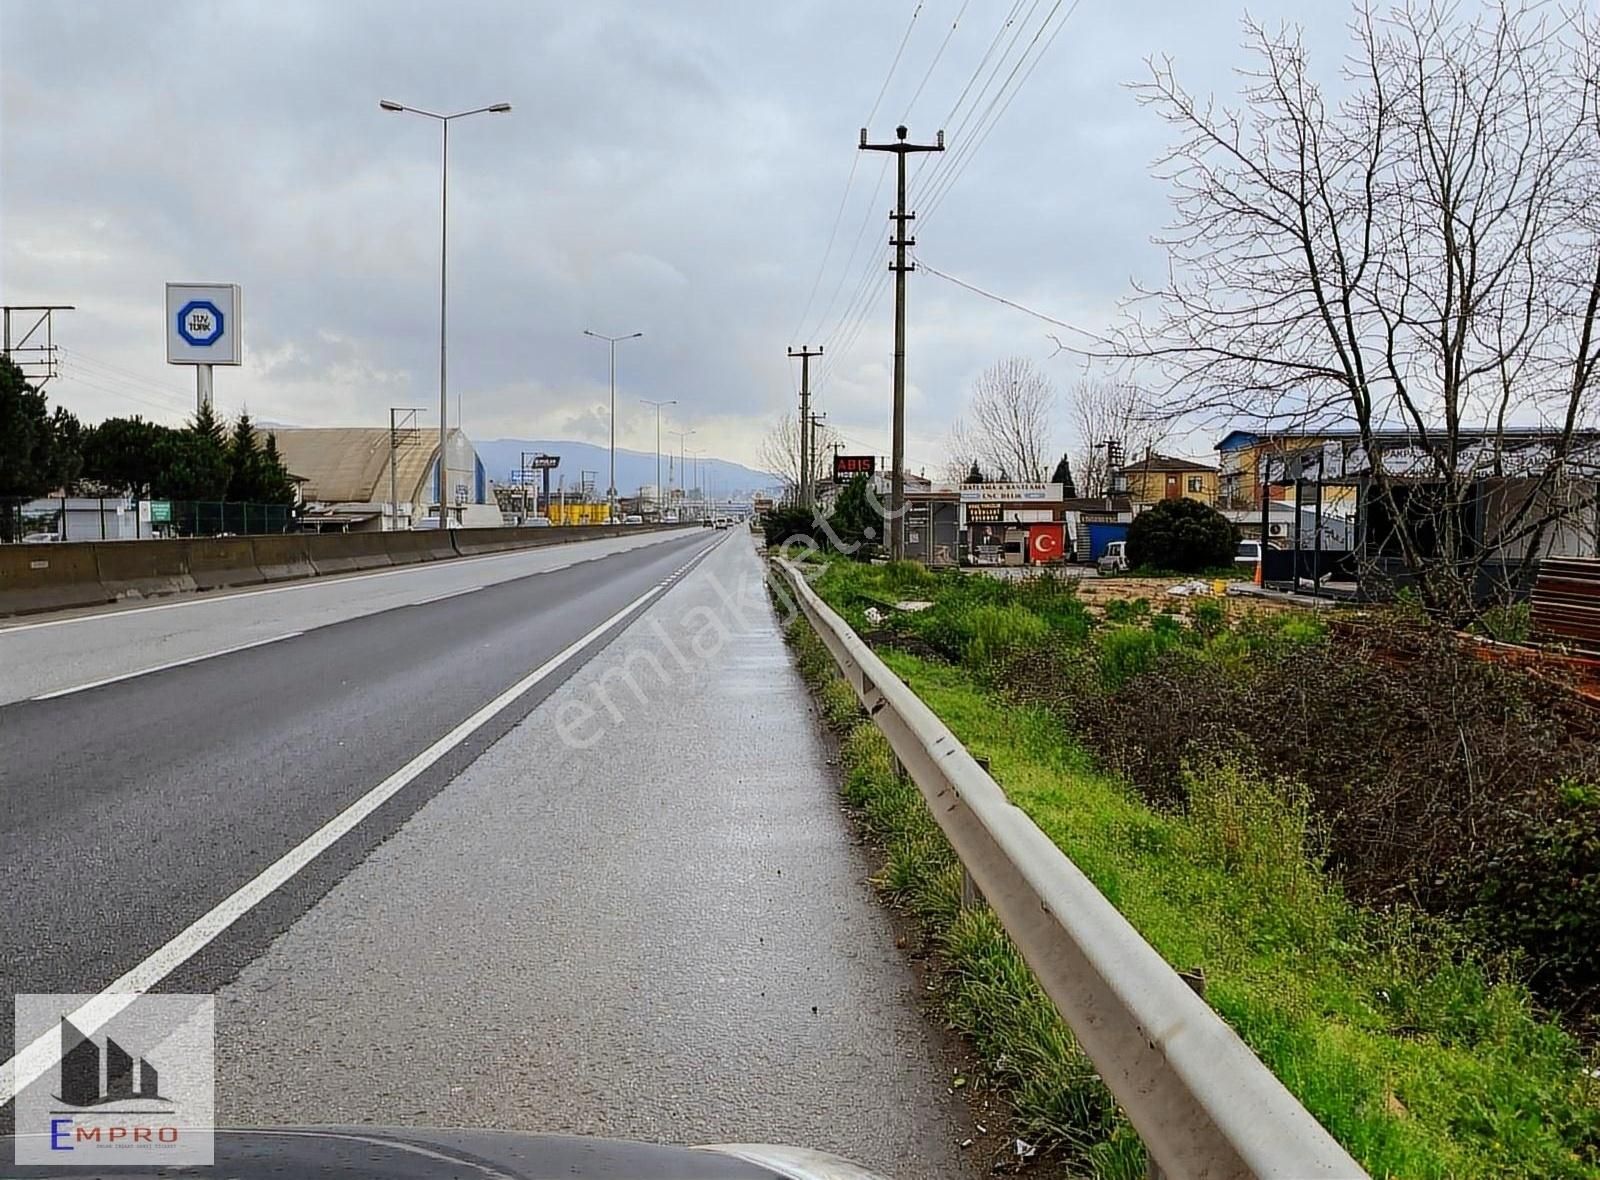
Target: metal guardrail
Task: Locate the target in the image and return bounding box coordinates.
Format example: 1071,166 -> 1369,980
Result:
773,558 -> 1368,1180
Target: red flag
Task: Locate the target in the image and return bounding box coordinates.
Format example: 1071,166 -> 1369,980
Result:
1029,524 -> 1065,563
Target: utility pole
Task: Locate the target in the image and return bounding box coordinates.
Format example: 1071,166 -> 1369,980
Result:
809,411 -> 828,506
388,407 -> 425,530
861,125 -> 943,559
788,345 -> 822,511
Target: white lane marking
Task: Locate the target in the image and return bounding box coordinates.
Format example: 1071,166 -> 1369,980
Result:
30,632 -> 306,700
0,530 -> 693,635
411,585 -> 484,607
0,544 -> 711,1107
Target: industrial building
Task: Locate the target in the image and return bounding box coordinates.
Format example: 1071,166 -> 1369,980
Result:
263,426 -> 498,531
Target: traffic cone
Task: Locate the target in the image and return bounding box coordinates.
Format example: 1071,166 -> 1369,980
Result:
1254,557 -> 1263,587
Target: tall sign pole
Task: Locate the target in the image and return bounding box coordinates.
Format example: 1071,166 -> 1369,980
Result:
860,125 -> 943,560
166,283 -> 242,415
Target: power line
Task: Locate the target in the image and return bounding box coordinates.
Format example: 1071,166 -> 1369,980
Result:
865,2 -> 924,127
901,0 -> 972,121
805,155 -> 892,345
920,0 -> 1083,224
910,0 -> 1030,191
791,1 -> 925,343
913,254 -> 1111,345
62,349 -> 195,404
57,370 -> 192,419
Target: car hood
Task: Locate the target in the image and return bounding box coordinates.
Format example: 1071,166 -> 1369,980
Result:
2,1126 -> 890,1179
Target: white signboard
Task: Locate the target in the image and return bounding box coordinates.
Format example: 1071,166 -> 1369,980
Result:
958,482 -> 1062,503
166,283 -> 242,365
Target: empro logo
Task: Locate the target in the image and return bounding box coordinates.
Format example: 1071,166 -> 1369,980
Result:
14,994 -> 215,1166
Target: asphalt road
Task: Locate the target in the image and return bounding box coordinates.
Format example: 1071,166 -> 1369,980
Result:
0,530 -> 983,1177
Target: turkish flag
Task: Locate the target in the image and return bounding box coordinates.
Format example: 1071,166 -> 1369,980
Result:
1029,524 -> 1066,563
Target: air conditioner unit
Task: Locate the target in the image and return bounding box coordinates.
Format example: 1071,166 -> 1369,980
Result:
1268,522 -> 1288,537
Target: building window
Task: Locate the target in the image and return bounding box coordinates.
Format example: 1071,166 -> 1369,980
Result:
1187,476 -> 1204,493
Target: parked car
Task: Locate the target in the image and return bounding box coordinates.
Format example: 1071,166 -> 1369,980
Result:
622,514 -> 644,525
1235,539 -> 1263,567
526,517 -> 552,528
20,531 -> 60,544
1097,540 -> 1128,573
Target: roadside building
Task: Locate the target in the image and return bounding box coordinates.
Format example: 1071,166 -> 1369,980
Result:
1115,452 -> 1219,506
1226,427 -> 1600,597
264,426 -> 497,531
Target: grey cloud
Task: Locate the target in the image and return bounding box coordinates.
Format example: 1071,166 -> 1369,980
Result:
4,0 -> 1355,470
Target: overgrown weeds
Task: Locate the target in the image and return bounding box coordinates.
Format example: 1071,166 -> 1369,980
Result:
782,561 -> 1600,1177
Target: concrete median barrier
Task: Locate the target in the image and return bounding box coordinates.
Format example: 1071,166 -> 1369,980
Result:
381,530 -> 449,565
186,538 -> 267,591
0,543 -> 111,615
250,536 -> 316,582
306,532 -> 394,575
2,523 -> 699,618
93,540 -> 199,601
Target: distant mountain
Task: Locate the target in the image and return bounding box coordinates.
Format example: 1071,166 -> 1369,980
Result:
475,439 -> 781,499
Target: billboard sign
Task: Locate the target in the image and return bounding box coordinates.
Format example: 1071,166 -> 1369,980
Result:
165,284 -> 242,365
958,481 -> 1060,503
966,502 -> 1003,523
527,454 -> 560,469
833,454 -> 876,480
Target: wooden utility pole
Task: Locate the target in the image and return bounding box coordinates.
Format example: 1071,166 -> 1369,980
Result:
808,411 -> 828,504
788,346 -> 822,511
860,125 -> 943,559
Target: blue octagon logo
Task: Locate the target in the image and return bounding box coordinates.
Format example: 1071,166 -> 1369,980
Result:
176,300 -> 225,347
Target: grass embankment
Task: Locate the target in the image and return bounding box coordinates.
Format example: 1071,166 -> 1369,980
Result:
781,559 -> 1600,1180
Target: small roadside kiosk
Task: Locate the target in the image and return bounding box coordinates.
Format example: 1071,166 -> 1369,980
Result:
956,482 -> 1069,567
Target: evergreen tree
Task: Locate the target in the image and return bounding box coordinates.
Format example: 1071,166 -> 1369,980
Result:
153,405 -> 231,501
826,475 -> 882,558
228,412 -> 262,502
1049,453 -> 1078,498
963,461 -> 986,484
0,356 -> 82,539
259,433 -> 297,505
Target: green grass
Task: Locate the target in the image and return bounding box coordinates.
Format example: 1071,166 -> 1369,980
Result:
779,573 -> 1600,1180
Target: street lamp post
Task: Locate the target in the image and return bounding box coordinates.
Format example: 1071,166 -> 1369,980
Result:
379,98 -> 511,529
583,329 -> 643,522
669,428 -> 695,514
688,449 -> 705,522
640,399 -> 676,520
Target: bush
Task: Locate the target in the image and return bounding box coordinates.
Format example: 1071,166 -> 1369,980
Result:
1125,498 -> 1239,572
1460,781 -> 1600,1016
762,504 -> 818,548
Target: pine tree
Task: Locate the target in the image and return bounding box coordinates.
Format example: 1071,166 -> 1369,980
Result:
228,412 -> 262,502
1049,453 -> 1078,498
260,433 -> 296,505
963,461 -> 986,485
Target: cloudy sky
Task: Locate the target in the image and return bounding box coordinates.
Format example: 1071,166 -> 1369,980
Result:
1,0 -> 1352,474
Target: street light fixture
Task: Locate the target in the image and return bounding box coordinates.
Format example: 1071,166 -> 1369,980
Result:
583,329 -> 643,522
379,98 -> 512,528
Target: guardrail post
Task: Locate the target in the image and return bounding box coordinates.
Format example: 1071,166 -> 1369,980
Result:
1146,968 -> 1208,1180
962,754 -> 993,910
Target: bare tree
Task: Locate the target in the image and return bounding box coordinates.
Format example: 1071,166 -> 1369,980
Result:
1068,379 -> 1170,497
758,412 -> 840,505
1111,2 -> 1600,619
950,357 -> 1055,482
